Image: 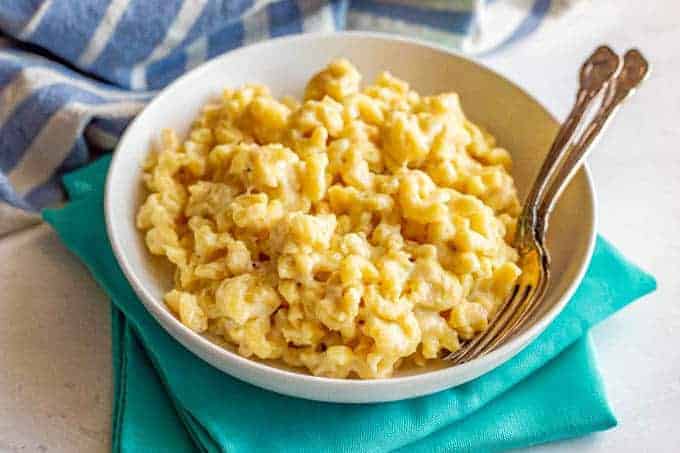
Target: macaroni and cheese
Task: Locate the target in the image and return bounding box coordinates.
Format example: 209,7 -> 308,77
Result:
137,60 -> 522,379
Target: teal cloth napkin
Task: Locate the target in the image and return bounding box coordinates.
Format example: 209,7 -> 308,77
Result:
44,156 -> 656,453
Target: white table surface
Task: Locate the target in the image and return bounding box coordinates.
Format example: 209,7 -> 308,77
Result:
2,1 -> 679,452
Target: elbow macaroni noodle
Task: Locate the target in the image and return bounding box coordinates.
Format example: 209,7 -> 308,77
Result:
137,60 -> 522,379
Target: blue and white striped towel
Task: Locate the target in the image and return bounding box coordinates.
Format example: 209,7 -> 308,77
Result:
0,0 -> 554,235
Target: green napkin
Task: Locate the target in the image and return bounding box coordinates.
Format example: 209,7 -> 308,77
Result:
44,156 -> 656,453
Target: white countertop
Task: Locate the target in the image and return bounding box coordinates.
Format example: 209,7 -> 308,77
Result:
1,1 -> 679,451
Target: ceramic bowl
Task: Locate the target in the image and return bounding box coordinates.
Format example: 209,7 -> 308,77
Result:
105,32 -> 596,403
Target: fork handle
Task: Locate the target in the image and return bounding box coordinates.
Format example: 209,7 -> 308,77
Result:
534,49 -> 650,242
515,46 -> 619,249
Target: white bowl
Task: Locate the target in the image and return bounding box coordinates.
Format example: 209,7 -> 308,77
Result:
105,32 -> 596,403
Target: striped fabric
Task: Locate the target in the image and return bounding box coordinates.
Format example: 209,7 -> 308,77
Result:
0,0 -> 552,235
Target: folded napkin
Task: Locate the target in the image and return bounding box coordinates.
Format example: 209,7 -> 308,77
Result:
1,0 -> 555,235
43,156 -> 656,453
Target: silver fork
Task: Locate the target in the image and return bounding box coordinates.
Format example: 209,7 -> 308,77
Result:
446,47 -> 650,364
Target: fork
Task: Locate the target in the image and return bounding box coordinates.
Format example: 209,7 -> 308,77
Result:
446,46 -> 650,364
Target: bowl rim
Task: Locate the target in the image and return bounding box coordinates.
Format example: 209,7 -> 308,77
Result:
105,31 -> 597,390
